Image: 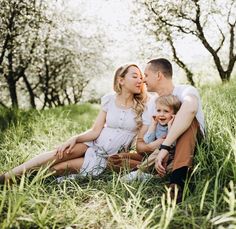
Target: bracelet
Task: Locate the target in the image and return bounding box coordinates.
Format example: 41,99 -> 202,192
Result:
159,144 -> 171,152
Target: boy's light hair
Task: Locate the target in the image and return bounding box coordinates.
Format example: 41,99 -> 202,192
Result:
155,95 -> 181,114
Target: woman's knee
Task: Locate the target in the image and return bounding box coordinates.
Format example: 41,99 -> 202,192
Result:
70,143 -> 88,155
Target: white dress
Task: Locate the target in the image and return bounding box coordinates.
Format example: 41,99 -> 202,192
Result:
79,93 -> 138,176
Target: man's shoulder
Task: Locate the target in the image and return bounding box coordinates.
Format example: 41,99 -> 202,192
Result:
173,84 -> 201,103
173,84 -> 199,96
174,84 -> 197,91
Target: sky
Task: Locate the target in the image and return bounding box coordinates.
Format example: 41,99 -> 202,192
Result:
82,0 -> 208,62
62,0 -> 235,96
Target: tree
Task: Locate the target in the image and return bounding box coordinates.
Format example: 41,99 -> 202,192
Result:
0,0 -> 47,108
137,0 -> 236,83
33,2 -> 108,109
0,0 -> 108,108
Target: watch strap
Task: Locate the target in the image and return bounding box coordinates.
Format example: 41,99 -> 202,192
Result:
159,144 -> 171,152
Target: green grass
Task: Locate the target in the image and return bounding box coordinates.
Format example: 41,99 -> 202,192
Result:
0,82 -> 236,228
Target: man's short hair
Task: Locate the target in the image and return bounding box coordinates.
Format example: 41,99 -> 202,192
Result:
147,58 -> 173,78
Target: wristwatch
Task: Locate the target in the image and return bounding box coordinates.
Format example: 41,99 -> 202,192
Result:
159,144 -> 171,152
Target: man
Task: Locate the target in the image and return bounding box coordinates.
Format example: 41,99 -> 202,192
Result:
137,58 -> 205,202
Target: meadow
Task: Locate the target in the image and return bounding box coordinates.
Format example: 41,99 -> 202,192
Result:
0,81 -> 235,228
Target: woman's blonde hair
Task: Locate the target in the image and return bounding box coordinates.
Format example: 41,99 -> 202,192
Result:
155,95 -> 181,114
113,64 -> 147,130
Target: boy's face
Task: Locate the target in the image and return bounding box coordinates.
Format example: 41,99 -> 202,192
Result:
155,102 -> 174,125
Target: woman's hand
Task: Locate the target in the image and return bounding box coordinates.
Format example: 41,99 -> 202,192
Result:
56,138 -> 77,159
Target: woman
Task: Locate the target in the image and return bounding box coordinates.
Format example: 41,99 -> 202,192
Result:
0,64 -> 146,183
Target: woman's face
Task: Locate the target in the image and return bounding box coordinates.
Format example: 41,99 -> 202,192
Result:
120,66 -> 143,94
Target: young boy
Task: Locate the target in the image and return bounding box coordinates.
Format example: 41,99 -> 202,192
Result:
121,95 -> 181,182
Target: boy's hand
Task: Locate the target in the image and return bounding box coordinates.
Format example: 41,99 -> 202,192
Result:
168,115 -> 175,129
152,115 -> 159,124
148,138 -> 164,151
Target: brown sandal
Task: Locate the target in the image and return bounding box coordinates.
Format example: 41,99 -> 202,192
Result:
0,174 -> 6,184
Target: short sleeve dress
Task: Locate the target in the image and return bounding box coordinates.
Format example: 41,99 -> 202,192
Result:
80,93 -> 138,176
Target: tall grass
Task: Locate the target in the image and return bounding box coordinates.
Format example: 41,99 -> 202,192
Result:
0,82 -> 236,228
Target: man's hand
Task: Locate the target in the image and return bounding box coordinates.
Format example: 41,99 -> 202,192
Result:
155,149 -> 169,177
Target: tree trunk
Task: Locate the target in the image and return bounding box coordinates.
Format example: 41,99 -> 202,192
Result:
0,100 -> 8,108
6,75 -> 18,108
64,89 -> 71,104
167,36 -> 195,86
22,72 -> 36,108
7,46 -> 18,108
42,57 -> 50,109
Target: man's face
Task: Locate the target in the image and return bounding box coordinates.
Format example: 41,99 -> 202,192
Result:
144,63 -> 158,92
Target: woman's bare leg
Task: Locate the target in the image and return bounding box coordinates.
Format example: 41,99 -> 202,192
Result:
50,157 -> 85,176
3,143 -> 88,180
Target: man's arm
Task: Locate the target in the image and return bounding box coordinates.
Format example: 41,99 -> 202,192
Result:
155,95 -> 198,176
162,94 -> 198,146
